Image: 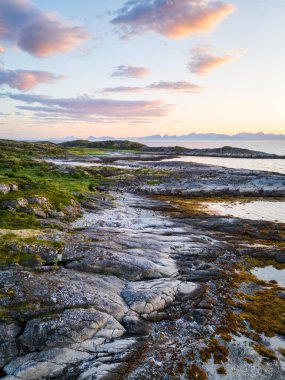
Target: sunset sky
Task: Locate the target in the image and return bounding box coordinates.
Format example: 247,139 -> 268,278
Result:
0,0 -> 284,140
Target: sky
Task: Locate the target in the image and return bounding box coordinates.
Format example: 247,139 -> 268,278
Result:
0,0 -> 285,140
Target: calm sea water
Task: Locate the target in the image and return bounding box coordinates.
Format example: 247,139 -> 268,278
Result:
252,266 -> 285,287
142,140 -> 285,155
152,140 -> 285,227
204,201 -> 285,223
143,140 -> 285,174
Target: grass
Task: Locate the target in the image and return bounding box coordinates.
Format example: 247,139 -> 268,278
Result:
68,147 -> 141,156
0,139 -> 66,159
0,233 -> 39,265
0,232 -> 64,266
0,150 -> 108,229
61,139 -> 145,151
0,210 -> 39,230
68,147 -> 108,156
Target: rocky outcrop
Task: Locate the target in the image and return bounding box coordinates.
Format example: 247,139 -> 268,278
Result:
0,193 -> 212,379
133,162 -> 285,197
0,195 -> 82,221
1,155 -> 285,379
145,145 -> 285,158
122,279 -> 201,321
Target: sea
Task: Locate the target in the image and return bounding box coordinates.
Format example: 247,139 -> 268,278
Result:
144,140 -> 285,231
142,140 -> 285,174
143,140 -> 285,285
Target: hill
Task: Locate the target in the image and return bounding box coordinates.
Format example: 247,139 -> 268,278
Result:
61,140 -> 146,151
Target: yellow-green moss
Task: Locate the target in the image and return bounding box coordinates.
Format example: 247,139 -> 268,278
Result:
239,286 -> 285,337
243,357 -> 254,364
217,366 -> 227,375
244,255 -> 285,271
186,364 -> 207,380
253,344 -> 277,360
199,339 -> 229,365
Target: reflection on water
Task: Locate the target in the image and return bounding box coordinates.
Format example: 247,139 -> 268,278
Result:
45,159 -> 102,167
44,159 -> 131,170
164,156 -> 285,174
204,201 -> 285,223
252,266 -> 285,287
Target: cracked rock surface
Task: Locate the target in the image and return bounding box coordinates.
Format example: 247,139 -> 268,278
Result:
1,193 -> 209,379
1,158 -> 285,379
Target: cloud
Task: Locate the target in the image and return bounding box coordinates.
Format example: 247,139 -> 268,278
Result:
103,86 -> 142,93
0,46 -> 4,54
102,81 -> 202,93
111,65 -> 151,78
111,0 -> 235,38
147,81 -> 201,92
0,69 -> 64,90
0,0 -> 89,57
4,93 -> 168,121
189,45 -> 243,74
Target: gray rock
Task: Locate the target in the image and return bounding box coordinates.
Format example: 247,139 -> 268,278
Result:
21,308 -> 125,351
1,198 -> 28,210
0,184 -> 11,195
122,278 -> 200,319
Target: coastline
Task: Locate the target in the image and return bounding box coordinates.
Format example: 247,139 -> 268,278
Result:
0,140 -> 284,379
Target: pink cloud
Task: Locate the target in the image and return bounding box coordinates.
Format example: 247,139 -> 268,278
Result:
147,81 -> 201,92
111,65 -> 151,78
189,45 -> 243,74
102,81 -> 202,93
0,46 -> 4,54
0,69 -> 64,91
112,0 -> 235,38
0,0 -> 89,57
5,93 -> 169,121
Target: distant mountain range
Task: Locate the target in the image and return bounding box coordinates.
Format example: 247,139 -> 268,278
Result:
88,132 -> 285,141
46,132 -> 285,143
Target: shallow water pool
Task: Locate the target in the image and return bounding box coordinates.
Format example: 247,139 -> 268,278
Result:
204,200 -> 285,223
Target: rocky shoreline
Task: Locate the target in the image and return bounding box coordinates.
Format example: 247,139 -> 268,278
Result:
0,141 -> 285,379
61,140 -> 285,159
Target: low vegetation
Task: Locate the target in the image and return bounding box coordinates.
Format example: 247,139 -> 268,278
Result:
61,139 -> 146,151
